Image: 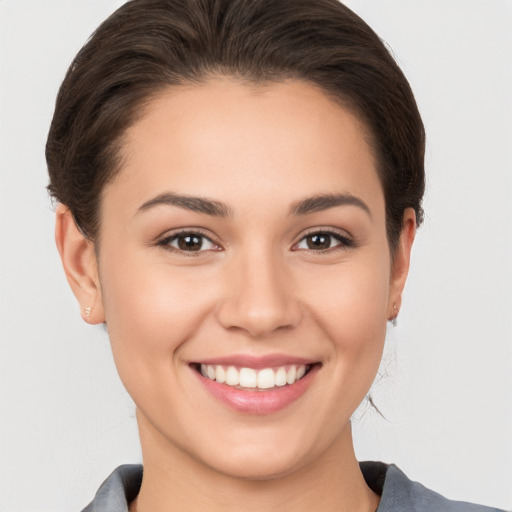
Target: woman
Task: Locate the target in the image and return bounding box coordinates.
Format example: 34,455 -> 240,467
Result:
44,0 -> 506,511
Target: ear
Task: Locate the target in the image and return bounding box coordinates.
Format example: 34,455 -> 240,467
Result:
55,204 -> 105,324
387,208 -> 417,321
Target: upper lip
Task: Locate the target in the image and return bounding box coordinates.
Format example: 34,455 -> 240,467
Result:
191,354 -> 318,369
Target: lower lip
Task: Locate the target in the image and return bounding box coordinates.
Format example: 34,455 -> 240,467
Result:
193,365 -> 319,415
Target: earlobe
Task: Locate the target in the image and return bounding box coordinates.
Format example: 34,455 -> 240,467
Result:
55,204 -> 105,324
388,208 -> 417,321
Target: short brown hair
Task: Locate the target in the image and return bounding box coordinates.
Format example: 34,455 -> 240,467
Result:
46,0 -> 425,250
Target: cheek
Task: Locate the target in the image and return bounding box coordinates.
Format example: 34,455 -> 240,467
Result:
98,249 -> 218,370
300,252 -> 390,341
298,253 -> 389,391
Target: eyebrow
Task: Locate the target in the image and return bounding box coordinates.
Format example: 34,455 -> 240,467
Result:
137,192 -> 231,217
137,191 -> 370,218
289,193 -> 371,217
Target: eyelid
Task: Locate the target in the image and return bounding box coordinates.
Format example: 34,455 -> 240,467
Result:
154,226 -> 353,254
292,227 -> 354,251
156,228 -> 223,253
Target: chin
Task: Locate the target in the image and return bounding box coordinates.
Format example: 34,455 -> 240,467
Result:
184,423 -> 334,482
202,447 -> 309,481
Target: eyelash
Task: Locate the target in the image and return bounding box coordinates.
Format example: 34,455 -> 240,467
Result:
292,229 -> 354,252
157,229 -> 220,255
156,228 -> 354,255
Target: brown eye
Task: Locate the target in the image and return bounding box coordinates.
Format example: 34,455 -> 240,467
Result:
177,234 -> 203,251
161,232 -> 218,252
295,231 -> 352,251
305,233 -> 332,250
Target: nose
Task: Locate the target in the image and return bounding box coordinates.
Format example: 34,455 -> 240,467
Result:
216,250 -> 302,338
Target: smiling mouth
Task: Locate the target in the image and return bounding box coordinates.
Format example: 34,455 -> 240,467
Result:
192,363 -> 315,391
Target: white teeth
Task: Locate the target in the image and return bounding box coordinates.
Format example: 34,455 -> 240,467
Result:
199,363 -> 309,389
239,368 -> 257,388
216,365 -> 226,384
225,366 -> 239,386
275,367 -> 287,386
257,368 -> 275,389
286,365 -> 296,385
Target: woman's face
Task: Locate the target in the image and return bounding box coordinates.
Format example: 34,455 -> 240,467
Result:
89,78 -> 412,478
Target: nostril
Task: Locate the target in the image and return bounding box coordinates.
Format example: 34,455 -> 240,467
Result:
216,299 -> 303,338
213,263 -> 302,337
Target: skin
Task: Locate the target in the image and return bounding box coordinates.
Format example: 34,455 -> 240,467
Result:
56,78 -> 416,512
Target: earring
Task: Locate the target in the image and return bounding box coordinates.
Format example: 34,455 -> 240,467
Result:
84,307 -> 91,318
391,304 -> 398,327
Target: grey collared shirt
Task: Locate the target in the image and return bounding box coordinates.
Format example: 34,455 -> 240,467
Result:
81,462 -> 506,511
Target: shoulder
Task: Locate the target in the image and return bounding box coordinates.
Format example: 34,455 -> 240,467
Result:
82,462 -> 506,512
81,464 -> 143,512
360,461 -> 506,512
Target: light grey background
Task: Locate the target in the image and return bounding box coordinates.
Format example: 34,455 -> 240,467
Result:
1,1 -> 511,510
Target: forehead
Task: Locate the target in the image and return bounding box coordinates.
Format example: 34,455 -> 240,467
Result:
109,78 -> 383,216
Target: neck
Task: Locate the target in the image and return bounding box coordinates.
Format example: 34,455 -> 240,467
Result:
130,417 -> 379,512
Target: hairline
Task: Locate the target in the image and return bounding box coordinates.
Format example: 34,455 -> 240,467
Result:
91,73 -> 392,253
